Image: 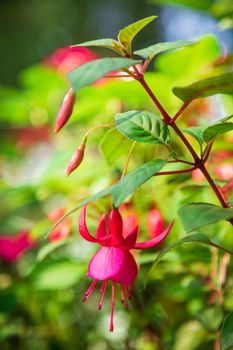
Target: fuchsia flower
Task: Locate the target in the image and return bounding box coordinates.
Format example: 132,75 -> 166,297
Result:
0,230 -> 36,263
79,205 -> 174,331
48,208 -> 72,242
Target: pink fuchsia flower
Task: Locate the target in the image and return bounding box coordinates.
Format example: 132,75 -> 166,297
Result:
43,46 -> 99,75
79,205 -> 174,331
48,208 -> 72,242
215,164 -> 233,181
146,206 -> 164,239
0,230 -> 36,263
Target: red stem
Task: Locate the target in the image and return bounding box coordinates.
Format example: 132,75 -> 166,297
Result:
136,75 -> 232,222
154,166 -> 197,176
172,100 -> 191,123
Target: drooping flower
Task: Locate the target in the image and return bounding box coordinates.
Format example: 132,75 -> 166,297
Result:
79,205 -> 174,331
48,208 -> 72,242
0,230 -> 36,263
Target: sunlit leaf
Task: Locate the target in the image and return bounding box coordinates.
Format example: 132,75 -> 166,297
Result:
118,16 -> 157,56
173,72 -> 233,102
149,0 -> 213,12
72,38 -> 124,54
178,203 -> 233,232
116,110 -> 170,144
203,122 -> 233,143
68,57 -> 140,91
221,312 -> 233,350
134,40 -> 195,63
182,127 -> 205,145
112,159 -> 166,207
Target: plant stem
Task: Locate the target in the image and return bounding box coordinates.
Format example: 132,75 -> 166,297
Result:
120,141 -> 136,179
172,100 -> 191,123
136,75 -> 233,222
154,166 -> 196,176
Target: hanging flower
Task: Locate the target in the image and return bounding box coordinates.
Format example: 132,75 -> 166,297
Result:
0,230 -> 36,263
79,205 -> 174,331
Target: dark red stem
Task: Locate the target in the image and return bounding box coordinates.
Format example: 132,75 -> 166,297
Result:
154,166 -> 197,176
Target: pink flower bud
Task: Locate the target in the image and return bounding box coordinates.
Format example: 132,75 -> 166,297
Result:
66,142 -> 86,176
54,88 -> 76,133
146,207 -> 164,239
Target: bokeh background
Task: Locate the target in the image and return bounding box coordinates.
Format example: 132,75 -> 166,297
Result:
0,1 -> 233,350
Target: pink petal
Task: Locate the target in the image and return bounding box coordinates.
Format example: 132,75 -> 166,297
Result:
96,214 -> 108,240
121,226 -> 138,250
0,231 -> 35,263
134,221 -> 174,250
79,205 -> 98,243
109,209 -> 124,246
123,214 -> 138,238
87,247 -> 138,284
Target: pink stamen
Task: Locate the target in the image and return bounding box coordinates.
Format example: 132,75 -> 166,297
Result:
100,281 -> 105,293
98,281 -> 108,310
109,282 -> 115,332
126,284 -> 132,300
120,285 -> 125,303
83,280 -> 97,302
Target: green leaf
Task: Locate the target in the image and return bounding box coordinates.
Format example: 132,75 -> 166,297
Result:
68,57 -> 140,91
134,40 -> 195,63
37,238 -> 74,262
118,16 -> 157,56
32,260 -> 85,290
100,128 -> 132,166
112,159 -> 166,207
72,38 -> 124,55
221,312 -> 233,350
46,160 -> 166,237
200,306 -> 224,331
182,127 -> 205,145
173,72 -> 233,102
145,233 -> 233,286
178,203 -> 233,232
149,0 -> 213,12
203,122 -> 233,143
116,110 -> 170,144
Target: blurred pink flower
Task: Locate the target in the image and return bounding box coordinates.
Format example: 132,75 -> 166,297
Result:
215,163 -> 233,181
79,205 -> 174,331
0,230 -> 36,263
48,208 -> 72,242
43,46 -> 99,74
146,207 -> 164,239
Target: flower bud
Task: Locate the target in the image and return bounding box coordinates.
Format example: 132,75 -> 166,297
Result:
146,207 -> 164,238
66,141 -> 86,176
54,88 -> 76,133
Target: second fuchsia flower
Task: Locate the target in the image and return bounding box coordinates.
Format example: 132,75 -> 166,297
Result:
79,205 -> 174,331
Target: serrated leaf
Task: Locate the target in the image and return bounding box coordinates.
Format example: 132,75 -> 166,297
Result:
68,57 -> 141,91
221,312 -> 233,350
72,38 -> 124,55
203,122 -> 233,143
145,232 -> 233,286
112,159 -> 166,207
134,40 -> 195,63
118,16 -> 157,56
116,110 -> 170,144
178,203 -> 233,232
173,72 -> 233,102
100,128 -> 132,166
182,127 -> 205,145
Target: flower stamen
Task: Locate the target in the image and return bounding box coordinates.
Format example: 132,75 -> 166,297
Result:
83,280 -> 97,302
109,282 -> 115,332
98,281 -> 108,310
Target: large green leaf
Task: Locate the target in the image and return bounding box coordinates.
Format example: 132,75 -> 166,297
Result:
178,203 -> 233,232
221,312 -> 233,350
173,72 -> 233,102
118,16 -> 157,56
182,127 -> 205,145
100,128 -> 132,166
203,122 -> 233,143
68,57 -> 140,91
146,233 -> 233,285
116,110 -> 170,144
72,38 -> 124,55
112,159 -> 166,207
134,40 -> 195,63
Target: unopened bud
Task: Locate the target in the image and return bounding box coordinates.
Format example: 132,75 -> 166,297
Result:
54,88 -> 76,133
66,141 -> 86,176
